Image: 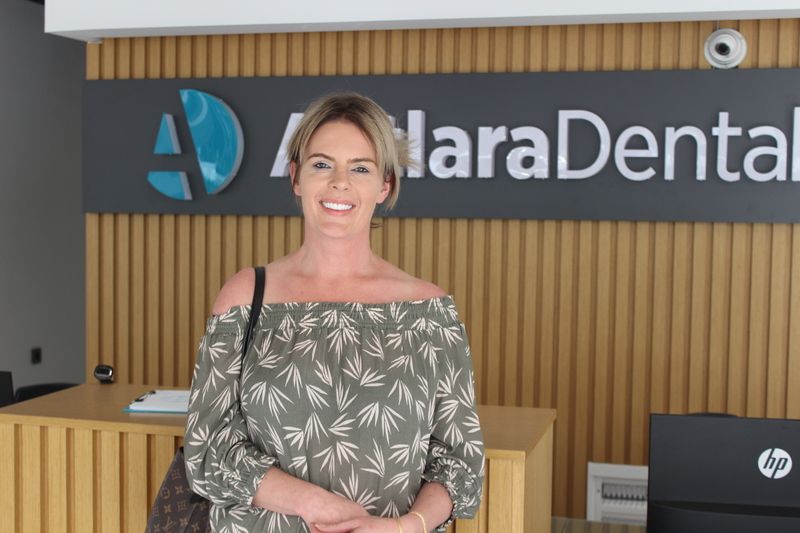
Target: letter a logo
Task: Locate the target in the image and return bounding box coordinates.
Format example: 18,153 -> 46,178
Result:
148,90 -> 244,200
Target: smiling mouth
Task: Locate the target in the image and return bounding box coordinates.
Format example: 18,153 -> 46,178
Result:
321,201 -> 354,211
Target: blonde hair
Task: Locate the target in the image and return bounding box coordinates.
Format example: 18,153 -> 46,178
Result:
286,92 -> 409,210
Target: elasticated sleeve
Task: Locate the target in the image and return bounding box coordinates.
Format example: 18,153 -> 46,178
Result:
421,323 -> 486,531
184,313 -> 280,508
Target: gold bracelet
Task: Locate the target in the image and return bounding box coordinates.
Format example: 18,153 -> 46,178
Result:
409,511 -> 427,533
395,517 -> 404,533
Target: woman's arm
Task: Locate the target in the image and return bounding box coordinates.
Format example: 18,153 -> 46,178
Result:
314,482 -> 451,533
253,467 -> 369,527
186,269 -> 286,506
418,321 -> 486,531
400,481 -> 453,532
184,312 -> 279,507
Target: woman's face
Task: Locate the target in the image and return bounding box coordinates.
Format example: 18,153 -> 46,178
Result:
291,119 -> 390,239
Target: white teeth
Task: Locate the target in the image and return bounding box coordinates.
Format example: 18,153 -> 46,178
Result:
322,201 -> 354,211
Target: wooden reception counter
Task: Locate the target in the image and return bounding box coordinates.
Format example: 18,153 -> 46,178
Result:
0,384 -> 555,533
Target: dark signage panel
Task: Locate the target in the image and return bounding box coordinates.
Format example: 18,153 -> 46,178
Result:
84,70 -> 800,223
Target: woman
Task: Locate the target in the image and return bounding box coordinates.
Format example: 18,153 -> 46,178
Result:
185,93 -> 485,533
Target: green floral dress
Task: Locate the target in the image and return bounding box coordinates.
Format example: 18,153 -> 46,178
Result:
185,296 -> 485,533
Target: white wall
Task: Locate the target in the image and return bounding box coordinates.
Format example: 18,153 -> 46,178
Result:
0,0 -> 85,390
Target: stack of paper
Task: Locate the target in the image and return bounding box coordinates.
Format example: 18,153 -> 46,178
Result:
123,389 -> 190,414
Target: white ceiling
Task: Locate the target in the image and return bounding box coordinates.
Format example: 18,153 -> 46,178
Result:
46,0 -> 800,42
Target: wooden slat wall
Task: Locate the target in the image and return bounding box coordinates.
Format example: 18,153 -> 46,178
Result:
84,20 -> 800,518
0,423 -> 181,533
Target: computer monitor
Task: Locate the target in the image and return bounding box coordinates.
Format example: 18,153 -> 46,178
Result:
648,414 -> 800,532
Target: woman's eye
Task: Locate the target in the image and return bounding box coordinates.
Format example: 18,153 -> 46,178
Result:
353,166 -> 370,173
312,161 -> 331,169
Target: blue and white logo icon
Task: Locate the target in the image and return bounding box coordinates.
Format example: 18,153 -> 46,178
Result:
148,90 -> 244,200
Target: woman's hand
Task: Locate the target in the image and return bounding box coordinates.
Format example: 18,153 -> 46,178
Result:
314,516 -> 409,533
299,487 -> 370,533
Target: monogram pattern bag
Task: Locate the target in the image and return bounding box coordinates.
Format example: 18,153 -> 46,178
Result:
145,267 -> 265,533
145,447 -> 211,532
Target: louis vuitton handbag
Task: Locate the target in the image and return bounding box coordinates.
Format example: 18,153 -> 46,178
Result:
145,267 -> 265,533
145,447 -> 211,532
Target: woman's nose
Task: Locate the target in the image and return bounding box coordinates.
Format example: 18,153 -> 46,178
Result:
329,168 -> 351,190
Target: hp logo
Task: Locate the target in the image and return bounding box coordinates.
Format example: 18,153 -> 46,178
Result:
148,90 -> 244,201
758,448 -> 793,479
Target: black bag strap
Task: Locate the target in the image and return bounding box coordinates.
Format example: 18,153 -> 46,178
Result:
242,266 -> 265,358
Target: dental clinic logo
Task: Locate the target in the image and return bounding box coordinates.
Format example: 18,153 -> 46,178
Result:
758,448 -> 793,479
148,90 -> 244,200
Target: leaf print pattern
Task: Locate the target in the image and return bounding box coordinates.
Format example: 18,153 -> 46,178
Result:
337,466 -> 381,511
185,296 -> 485,532
362,439 -> 386,477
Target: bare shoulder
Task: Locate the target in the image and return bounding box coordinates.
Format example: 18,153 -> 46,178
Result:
406,276 -> 448,300
378,260 -> 447,301
211,268 -> 257,315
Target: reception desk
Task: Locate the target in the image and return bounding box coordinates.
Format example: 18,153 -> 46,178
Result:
0,384 -> 555,533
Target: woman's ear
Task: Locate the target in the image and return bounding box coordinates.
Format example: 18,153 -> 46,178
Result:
377,176 -> 391,204
290,161 -> 300,196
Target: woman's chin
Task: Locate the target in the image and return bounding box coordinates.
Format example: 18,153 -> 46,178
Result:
307,221 -> 365,239
304,210 -> 374,238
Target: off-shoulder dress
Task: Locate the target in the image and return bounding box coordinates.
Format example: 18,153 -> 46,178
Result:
185,296 -> 485,532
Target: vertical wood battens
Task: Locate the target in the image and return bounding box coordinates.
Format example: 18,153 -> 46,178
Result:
0,426 -> 181,533
131,215 -> 145,384
162,215 -> 176,386
85,214 -> 100,382
788,226 -> 800,419
116,215 -> 131,389
19,426 -> 41,531
86,20 -> 800,518
125,433 -> 149,533
99,431 -> 121,531
46,426 -> 68,532
0,425 -> 15,533
100,214 -> 115,382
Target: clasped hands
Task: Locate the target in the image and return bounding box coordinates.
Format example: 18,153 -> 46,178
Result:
301,488 -> 422,533
314,516 -> 409,533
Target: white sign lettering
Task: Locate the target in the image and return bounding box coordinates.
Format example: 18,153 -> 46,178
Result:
269,108 -> 800,183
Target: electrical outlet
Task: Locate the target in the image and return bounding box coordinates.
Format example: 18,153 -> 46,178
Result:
31,347 -> 42,365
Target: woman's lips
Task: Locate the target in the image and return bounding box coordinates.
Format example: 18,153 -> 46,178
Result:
320,200 -> 355,212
